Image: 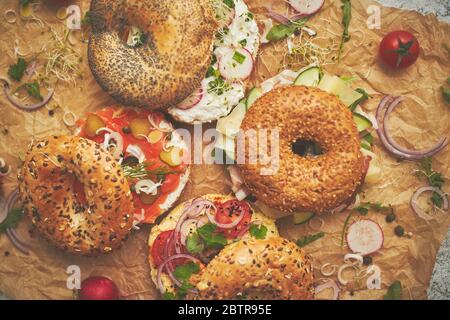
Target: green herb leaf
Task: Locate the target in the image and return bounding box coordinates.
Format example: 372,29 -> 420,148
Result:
383,280 -> 402,300
81,11 -> 91,26
0,208 -> 24,234
266,18 -> 308,42
173,262 -> 200,283
416,157 -> 446,208
19,0 -> 31,6
338,0 -> 352,61
197,223 -> 227,249
23,82 -> 43,101
232,51 -> 246,64
296,232 -> 324,248
249,224 -> 268,240
223,0 -> 235,9
186,232 -> 205,254
442,87 -> 450,103
8,58 -> 27,82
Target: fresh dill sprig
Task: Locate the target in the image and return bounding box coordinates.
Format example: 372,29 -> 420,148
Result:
122,162 -> 179,181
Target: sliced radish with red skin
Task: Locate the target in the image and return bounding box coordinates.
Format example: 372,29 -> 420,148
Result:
346,219 -> 384,255
177,87 -> 204,110
218,47 -> 254,81
288,0 -> 324,16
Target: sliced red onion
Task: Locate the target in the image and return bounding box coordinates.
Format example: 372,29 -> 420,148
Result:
3,82 -> 54,111
156,254 -> 202,294
6,228 -> 29,255
180,218 -> 199,246
2,188 -> 19,223
148,114 -> 173,133
411,186 -> 448,220
315,280 -> 340,300
103,132 -> 124,160
376,96 -> 449,160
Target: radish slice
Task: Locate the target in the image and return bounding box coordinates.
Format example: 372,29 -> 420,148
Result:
346,219 -> 384,255
288,0 -> 324,16
218,47 -> 254,81
177,87 -> 204,110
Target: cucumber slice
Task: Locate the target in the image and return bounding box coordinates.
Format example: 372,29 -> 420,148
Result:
292,212 -> 315,225
294,66 -> 320,87
353,113 -> 372,132
216,102 -> 246,137
318,74 -> 364,106
246,87 -> 263,109
214,133 -> 236,163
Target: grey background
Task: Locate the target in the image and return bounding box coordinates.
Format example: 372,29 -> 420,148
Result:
0,0 -> 449,300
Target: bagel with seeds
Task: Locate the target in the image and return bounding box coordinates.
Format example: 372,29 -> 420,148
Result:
238,85 -> 364,215
88,0 -> 217,108
18,135 -> 134,256
148,194 -> 313,300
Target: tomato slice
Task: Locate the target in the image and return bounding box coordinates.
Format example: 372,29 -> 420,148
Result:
151,230 -> 187,268
215,200 -> 252,238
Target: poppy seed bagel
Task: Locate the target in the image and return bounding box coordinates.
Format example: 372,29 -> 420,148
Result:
88,0 -> 218,109
189,237 -> 315,300
237,86 -> 364,215
18,136 -> 134,256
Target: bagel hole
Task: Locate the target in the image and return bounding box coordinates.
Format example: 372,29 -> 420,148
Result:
119,25 -> 148,48
292,140 -> 323,157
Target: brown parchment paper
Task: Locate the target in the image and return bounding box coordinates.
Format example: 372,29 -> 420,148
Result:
0,0 -> 449,300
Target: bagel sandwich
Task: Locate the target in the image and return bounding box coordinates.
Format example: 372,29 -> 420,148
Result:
147,194 -> 314,300
168,0 -> 260,123
77,106 -> 190,224
216,66 -> 377,219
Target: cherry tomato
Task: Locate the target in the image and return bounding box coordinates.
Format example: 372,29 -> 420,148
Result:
215,200 -> 252,238
79,276 -> 120,300
379,31 -> 420,69
151,230 -> 187,267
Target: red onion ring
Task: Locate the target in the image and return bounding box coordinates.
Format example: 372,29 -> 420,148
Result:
411,186 -> 448,220
180,218 -> 199,246
376,96 -> 449,160
315,280 -> 340,300
6,228 -> 29,255
156,254 -> 202,294
266,10 -> 290,24
3,82 -> 54,111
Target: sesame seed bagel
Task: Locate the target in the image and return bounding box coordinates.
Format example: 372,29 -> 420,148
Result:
18,135 -> 134,256
238,86 -> 364,215
189,237 -> 315,300
88,0 -> 217,108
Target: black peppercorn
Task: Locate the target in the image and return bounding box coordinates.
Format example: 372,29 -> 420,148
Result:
4,251 -> 10,257
363,256 -> 373,266
48,110 -> 54,117
122,127 -> 131,134
386,213 -> 396,223
394,225 -> 404,237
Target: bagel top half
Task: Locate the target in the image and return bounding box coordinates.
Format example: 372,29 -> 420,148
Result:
238,86 -> 364,214
88,0 -> 218,109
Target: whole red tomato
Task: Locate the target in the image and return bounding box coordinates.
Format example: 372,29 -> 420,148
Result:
379,31 -> 420,69
79,276 -> 120,300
